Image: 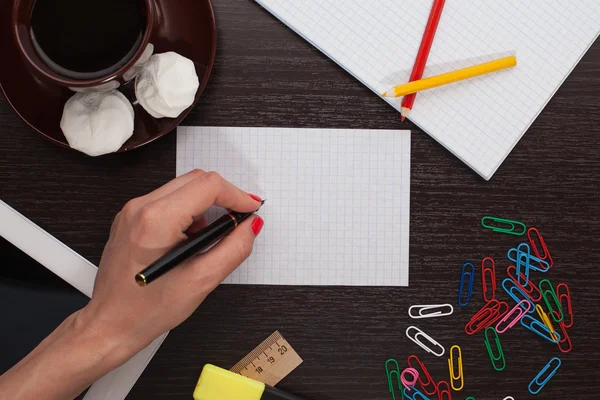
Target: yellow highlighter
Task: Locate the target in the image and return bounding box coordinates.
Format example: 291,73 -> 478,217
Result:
194,364 -> 304,400
382,55 -> 517,98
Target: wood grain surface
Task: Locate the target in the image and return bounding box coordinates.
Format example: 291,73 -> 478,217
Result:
1,1 -> 599,399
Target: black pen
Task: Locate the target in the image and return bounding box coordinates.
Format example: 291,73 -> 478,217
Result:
135,201 -> 264,286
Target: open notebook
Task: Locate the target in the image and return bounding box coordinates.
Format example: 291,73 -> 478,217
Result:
177,127 -> 411,286
255,0 -> 600,180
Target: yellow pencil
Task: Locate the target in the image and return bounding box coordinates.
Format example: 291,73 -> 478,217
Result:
381,55 -> 517,98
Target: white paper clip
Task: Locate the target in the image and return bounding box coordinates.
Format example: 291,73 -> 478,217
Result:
406,326 -> 445,357
408,304 -> 454,319
503,397 -> 515,400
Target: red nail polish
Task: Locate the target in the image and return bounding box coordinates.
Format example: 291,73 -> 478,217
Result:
251,217 -> 264,236
249,193 -> 262,202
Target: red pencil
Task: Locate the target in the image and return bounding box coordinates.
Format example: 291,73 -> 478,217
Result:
401,0 -> 446,122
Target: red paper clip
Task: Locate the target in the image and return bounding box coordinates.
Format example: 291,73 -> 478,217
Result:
481,257 -> 496,302
465,300 -> 509,335
506,265 -> 542,302
437,380 -> 452,400
555,283 -> 573,329
551,311 -> 572,353
527,227 -> 553,268
407,355 -> 437,396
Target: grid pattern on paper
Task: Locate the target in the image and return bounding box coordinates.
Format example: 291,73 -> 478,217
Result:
255,0 -> 600,179
176,127 -> 411,286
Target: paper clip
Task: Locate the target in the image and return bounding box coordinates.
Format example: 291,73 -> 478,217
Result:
403,387 -> 430,400
465,397 -> 475,400
536,304 -> 559,341
447,345 -> 463,391
503,397 -> 515,400
501,278 -> 535,314
409,304 -> 454,319
401,368 -> 419,391
555,283 -> 573,328
507,246 -> 550,272
528,357 -> 561,395
407,355 -> 437,396
527,227 -> 553,268
465,300 -> 509,335
481,216 -> 526,236
483,327 -> 505,371
406,326 -> 445,357
436,381 -> 452,400
539,279 -> 564,323
520,314 -> 561,343
496,299 -> 531,333
514,243 -> 531,286
458,262 -> 475,306
385,358 -> 403,400
506,266 -> 542,302
481,257 -> 496,302
552,312 -> 573,353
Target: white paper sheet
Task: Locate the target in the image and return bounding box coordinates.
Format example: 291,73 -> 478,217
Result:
177,127 -> 411,286
255,0 -> 600,179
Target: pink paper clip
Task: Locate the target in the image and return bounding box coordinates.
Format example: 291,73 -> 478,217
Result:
552,311 -> 573,353
407,355 -> 437,396
527,227 -> 553,268
496,300 -> 531,333
506,265 -> 542,302
555,283 -> 573,329
401,368 -> 419,391
437,380 -> 452,400
481,257 -> 496,302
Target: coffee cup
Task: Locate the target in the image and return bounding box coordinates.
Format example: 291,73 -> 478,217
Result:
12,0 -> 155,91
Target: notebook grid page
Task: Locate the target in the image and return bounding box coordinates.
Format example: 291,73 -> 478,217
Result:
176,127 -> 411,286
255,0 -> 600,179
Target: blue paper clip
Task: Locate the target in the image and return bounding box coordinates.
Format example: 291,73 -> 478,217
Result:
501,278 -> 535,314
514,243 -> 530,286
528,357 -> 561,395
520,314 -> 561,343
458,262 -> 475,306
507,245 -> 550,272
403,386 -> 430,400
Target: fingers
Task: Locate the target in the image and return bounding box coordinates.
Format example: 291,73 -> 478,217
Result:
182,215 -> 263,290
149,171 -> 262,231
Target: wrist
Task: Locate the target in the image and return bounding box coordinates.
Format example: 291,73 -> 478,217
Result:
73,306 -> 137,372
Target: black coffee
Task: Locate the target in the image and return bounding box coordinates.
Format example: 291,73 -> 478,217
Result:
30,0 -> 146,76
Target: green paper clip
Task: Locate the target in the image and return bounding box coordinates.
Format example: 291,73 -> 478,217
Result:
481,216 -> 526,236
483,327 -> 506,371
385,358 -> 404,400
465,397 -> 476,400
539,279 -> 564,323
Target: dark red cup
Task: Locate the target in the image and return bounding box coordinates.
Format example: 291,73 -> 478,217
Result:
11,0 -> 155,90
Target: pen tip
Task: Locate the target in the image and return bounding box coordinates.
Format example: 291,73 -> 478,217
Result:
261,200 -> 266,205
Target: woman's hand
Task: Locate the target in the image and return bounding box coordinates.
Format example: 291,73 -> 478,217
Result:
0,170 -> 263,400
80,169 -> 264,365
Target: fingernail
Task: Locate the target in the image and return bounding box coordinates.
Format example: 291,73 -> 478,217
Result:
251,216 -> 264,237
249,193 -> 262,202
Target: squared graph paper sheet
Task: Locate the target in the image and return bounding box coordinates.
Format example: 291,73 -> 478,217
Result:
176,127 -> 411,286
255,0 -> 600,180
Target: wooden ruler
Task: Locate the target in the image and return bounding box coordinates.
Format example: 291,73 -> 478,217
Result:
230,330 -> 302,386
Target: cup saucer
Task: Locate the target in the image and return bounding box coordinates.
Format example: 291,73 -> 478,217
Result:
0,0 -> 217,153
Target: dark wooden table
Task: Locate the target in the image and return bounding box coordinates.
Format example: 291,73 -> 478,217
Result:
1,1 -> 599,399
